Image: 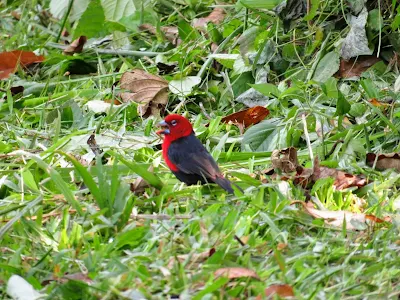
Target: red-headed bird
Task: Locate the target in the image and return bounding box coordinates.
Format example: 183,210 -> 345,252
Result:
157,114 -> 234,194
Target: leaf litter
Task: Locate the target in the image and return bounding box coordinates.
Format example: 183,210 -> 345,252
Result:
120,69 -> 169,117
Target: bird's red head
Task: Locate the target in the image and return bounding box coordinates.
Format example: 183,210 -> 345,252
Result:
157,114 -> 193,142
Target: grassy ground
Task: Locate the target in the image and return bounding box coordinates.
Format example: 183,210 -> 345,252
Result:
1,0 -> 400,299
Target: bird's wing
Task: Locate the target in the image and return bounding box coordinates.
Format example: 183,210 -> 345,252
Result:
167,134 -> 220,179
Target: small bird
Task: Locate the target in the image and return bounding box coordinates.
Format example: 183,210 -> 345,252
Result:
157,114 -> 234,193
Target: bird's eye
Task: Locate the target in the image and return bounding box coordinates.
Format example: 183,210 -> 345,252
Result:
171,120 -> 177,126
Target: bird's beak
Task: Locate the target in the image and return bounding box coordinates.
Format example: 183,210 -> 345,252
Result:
156,120 -> 170,135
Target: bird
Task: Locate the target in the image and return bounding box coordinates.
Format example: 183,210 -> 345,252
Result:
156,114 -> 234,194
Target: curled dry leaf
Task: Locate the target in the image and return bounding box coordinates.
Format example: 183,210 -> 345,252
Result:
271,147 -> 299,173
0,50 -> 45,80
292,201 -> 389,230
193,7 -> 225,28
120,69 -> 169,117
366,153 -> 400,172
267,149 -> 367,190
336,56 -> 380,78
63,36 -> 87,55
221,106 -> 270,134
256,284 -> 294,299
312,157 -> 367,190
369,98 -> 390,108
214,267 -> 260,280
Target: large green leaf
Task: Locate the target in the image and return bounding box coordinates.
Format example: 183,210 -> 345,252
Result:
242,119 -> 286,152
74,0 -> 107,39
312,51 -> 340,83
101,0 -> 137,21
335,91 -> 351,116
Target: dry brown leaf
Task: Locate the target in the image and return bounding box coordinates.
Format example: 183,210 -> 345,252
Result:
221,106 -> 269,132
336,56 -> 380,78
256,284 -> 294,299
271,147 -> 299,174
312,157 -> 367,190
193,7 -> 225,28
119,69 -> 169,117
63,36 -> 87,55
0,50 -> 45,80
366,153 -> 400,172
292,201 -> 388,230
214,267 -> 260,280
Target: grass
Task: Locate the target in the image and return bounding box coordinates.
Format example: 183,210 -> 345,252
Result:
1,0 -> 400,299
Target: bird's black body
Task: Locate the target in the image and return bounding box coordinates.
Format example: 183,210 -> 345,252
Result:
167,133 -> 234,193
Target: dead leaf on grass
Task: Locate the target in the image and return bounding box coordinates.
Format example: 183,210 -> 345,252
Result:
336,56 -> 380,78
256,284 -> 294,299
63,36 -> 87,55
312,157 -> 367,190
193,7 -> 225,28
119,69 -> 169,117
214,267 -> 260,280
267,149 -> 367,190
271,147 -> 299,173
0,50 -> 45,80
366,152 -> 400,172
221,106 -> 269,134
292,201 -> 389,230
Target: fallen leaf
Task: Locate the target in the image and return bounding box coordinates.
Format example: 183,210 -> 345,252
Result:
0,50 -> 45,80
193,7 -> 225,28
119,69 -> 169,117
312,157 -> 367,190
11,11 -> 21,20
257,284 -> 294,299
271,147 -> 299,173
221,106 -> 270,132
63,36 -> 87,55
214,267 -> 260,280
292,201 -> 389,230
277,243 -> 288,251
368,98 -> 390,108
366,153 -> 400,172
87,132 -> 103,156
336,56 -> 380,78
268,150 -> 367,190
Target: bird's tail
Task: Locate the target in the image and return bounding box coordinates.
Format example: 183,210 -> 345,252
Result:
214,176 -> 234,194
